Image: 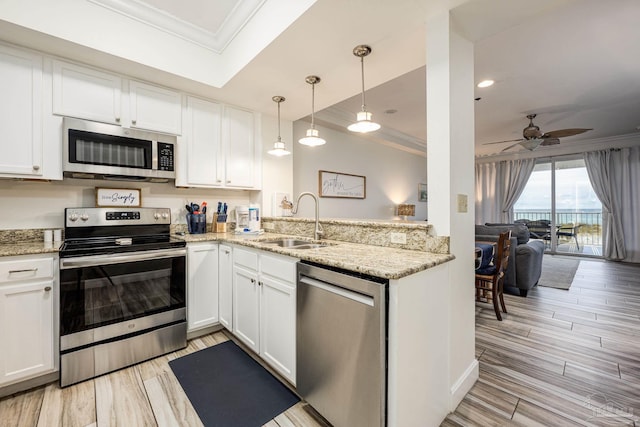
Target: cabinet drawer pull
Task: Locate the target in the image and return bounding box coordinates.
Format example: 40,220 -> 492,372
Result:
44,286 -> 52,292
9,268 -> 38,274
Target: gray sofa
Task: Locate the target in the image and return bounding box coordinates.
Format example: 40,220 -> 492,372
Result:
475,223 -> 545,297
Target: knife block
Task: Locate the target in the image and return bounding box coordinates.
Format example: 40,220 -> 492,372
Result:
213,213 -> 227,233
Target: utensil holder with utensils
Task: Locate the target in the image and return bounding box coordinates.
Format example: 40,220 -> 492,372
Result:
187,213 -> 206,234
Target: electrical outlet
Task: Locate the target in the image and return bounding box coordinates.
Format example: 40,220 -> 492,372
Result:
390,232 -> 407,244
263,222 -> 275,231
457,194 -> 468,213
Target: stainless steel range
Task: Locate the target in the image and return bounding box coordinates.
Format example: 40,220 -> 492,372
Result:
58,207 -> 187,387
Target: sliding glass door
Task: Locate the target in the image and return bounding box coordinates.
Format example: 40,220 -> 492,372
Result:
514,156 -> 602,256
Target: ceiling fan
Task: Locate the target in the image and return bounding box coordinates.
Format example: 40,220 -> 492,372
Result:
485,114 -> 593,152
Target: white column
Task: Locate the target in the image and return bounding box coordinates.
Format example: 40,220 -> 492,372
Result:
426,8 -> 478,413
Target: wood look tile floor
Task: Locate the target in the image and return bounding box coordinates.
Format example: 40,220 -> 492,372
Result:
0,331 -> 328,427
445,257 -> 640,427
1,256 -> 638,427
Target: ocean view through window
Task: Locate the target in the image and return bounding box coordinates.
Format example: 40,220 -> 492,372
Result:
514,158 -> 602,256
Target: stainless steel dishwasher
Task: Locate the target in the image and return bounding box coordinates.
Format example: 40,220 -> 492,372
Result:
297,261 -> 388,427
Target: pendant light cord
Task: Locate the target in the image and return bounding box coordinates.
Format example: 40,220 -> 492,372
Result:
360,56 -> 366,112
310,82 -> 316,129
277,100 -> 282,141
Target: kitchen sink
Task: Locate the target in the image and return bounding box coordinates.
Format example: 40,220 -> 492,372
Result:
259,238 -> 333,250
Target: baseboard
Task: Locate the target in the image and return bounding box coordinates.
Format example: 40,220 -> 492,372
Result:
0,371 -> 58,399
187,323 -> 224,340
449,358 -> 479,411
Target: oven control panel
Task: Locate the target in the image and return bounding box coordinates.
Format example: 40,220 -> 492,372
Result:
106,211 -> 141,220
65,207 -> 171,227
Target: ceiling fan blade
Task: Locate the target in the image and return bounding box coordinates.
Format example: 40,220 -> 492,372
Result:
542,128 -> 593,138
540,137 -> 561,146
483,138 -> 524,145
501,141 -> 525,152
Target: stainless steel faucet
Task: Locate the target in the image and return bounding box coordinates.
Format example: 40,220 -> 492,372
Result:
291,192 -> 324,240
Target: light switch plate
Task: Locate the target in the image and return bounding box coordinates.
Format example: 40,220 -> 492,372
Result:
457,194 -> 468,213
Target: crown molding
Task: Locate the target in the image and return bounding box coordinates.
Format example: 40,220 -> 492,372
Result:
88,0 -> 266,53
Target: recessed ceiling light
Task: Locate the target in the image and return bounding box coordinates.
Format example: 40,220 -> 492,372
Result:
477,79 -> 494,88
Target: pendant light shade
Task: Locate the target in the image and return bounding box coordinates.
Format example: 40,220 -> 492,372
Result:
267,96 -> 291,156
298,75 -> 326,146
348,45 -> 380,133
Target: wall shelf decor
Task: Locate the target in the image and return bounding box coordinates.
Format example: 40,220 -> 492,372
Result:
319,170 -> 366,199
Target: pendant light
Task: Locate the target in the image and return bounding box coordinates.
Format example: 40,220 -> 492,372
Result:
267,96 -> 291,156
298,75 -> 326,146
347,45 -> 380,133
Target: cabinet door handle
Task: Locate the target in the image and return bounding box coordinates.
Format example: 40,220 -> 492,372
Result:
250,278 -> 256,284
226,180 -> 231,184
9,268 -> 38,274
132,119 -> 137,125
224,250 -> 230,254
258,281 -> 263,287
33,165 -> 40,171
44,286 -> 52,292
115,117 -> 121,123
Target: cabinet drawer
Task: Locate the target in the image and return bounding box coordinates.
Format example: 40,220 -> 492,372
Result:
233,247 -> 258,271
0,257 -> 54,283
260,254 -> 296,283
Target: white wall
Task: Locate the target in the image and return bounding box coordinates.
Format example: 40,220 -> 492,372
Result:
291,122 -> 427,220
426,11 -> 477,412
259,114 -> 294,216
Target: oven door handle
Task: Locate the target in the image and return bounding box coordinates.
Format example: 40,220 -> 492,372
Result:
60,248 -> 187,269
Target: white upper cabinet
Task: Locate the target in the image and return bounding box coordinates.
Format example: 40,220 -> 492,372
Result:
223,105 -> 259,189
52,60 -> 182,135
177,96 -> 222,187
0,44 -> 44,178
128,80 -> 182,135
178,99 -> 261,189
52,59 -> 122,125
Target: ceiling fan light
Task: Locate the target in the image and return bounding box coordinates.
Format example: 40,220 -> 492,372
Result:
298,128 -> 326,146
348,110 -> 381,133
521,139 -> 543,151
267,139 -> 290,156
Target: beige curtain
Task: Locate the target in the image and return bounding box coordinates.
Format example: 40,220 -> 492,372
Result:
475,159 -> 535,224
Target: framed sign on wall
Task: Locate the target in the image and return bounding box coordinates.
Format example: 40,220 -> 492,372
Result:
96,188 -> 142,207
318,170 -> 366,199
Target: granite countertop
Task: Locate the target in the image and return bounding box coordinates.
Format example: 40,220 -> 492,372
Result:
0,241 -> 62,258
0,232 -> 454,280
181,232 -> 454,279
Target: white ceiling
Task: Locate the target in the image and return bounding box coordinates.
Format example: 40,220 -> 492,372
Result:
324,0 -> 640,156
2,0 -> 639,157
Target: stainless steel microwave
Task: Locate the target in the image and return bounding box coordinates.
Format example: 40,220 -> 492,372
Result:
63,117 -> 177,182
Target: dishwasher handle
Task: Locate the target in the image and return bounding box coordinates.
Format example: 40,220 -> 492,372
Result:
299,275 -> 375,307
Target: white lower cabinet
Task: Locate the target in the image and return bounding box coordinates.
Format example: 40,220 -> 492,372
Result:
232,246 -> 297,384
187,243 -> 219,332
0,255 -> 56,386
218,244 -> 233,330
